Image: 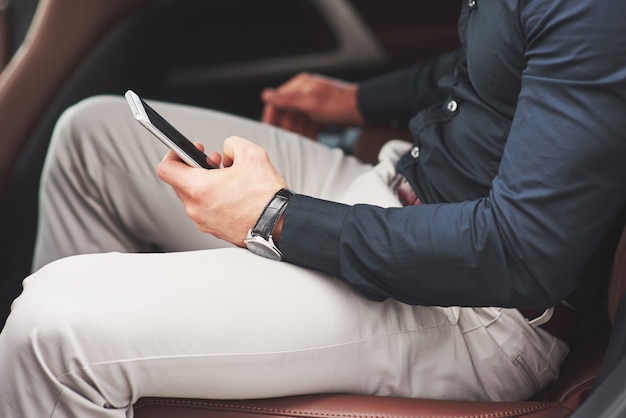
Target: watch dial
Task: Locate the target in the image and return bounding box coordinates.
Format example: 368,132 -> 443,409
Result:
246,240 -> 282,261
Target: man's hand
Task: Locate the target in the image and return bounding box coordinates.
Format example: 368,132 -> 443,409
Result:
157,136 -> 289,247
261,72 -> 366,139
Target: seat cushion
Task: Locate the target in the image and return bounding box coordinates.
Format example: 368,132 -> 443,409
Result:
133,394 -> 571,418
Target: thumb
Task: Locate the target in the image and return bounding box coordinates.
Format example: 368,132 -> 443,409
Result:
221,135 -> 256,168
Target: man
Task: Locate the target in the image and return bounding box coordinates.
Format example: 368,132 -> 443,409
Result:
1,0 -> 625,416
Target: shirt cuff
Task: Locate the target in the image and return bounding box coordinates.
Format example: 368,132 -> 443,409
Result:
279,194 -> 350,278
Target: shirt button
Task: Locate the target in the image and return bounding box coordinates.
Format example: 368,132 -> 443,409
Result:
468,0 -> 476,8
447,99 -> 458,112
410,146 -> 420,159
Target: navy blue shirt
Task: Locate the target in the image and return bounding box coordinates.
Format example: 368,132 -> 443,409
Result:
280,0 -> 626,310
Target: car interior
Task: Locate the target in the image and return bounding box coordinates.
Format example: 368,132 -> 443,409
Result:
0,1 -> 625,417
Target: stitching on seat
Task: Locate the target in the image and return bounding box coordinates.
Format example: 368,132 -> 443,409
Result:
134,398 -> 564,418
561,376 -> 596,404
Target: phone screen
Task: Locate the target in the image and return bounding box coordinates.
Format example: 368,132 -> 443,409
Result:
126,90 -> 216,169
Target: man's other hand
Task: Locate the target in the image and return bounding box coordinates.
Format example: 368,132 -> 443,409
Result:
261,72 -> 365,139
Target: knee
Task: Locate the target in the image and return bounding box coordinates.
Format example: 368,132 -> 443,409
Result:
3,257 -> 98,360
1,293 -> 65,376
49,95 -> 123,156
0,269 -> 107,401
40,95 -> 128,190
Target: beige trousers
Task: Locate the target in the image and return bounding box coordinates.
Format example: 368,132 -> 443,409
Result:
0,96 -> 568,418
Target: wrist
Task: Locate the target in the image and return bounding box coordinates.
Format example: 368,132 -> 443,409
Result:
346,84 -> 366,126
244,188 -> 294,260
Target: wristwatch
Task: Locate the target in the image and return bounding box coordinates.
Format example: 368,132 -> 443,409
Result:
244,188 -> 294,261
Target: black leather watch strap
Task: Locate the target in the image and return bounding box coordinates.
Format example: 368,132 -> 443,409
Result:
251,188 -> 294,239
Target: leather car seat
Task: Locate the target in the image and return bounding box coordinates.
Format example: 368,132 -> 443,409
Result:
133,222 -> 626,418
0,0 -> 150,193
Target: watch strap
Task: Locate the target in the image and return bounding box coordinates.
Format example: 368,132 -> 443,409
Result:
252,188 -> 294,239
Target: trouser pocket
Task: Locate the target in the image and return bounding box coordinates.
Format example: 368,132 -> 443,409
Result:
458,307 -> 569,401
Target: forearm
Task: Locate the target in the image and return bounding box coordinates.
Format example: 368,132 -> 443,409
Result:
280,180 -> 624,311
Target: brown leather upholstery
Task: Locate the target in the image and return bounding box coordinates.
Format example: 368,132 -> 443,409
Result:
133,225 -> 626,418
0,0 -> 150,194
134,395 -> 571,418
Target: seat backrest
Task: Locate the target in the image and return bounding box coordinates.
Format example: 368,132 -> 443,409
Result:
0,0 -> 150,194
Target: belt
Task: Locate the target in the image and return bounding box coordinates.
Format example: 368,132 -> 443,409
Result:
521,303 -> 583,340
392,174 -> 422,206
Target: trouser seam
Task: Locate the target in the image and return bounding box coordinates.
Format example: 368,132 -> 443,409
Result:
55,323 -> 461,382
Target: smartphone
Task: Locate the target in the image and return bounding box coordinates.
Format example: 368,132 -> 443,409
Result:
125,90 -> 216,169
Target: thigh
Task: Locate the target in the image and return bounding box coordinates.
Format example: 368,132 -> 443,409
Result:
9,250 -> 468,411
35,96 -> 372,263
5,252 -> 567,417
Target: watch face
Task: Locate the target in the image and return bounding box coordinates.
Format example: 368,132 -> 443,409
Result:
245,236 -> 283,261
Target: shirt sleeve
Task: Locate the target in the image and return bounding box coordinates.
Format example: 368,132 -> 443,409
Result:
357,48 -> 464,127
280,0 -> 626,310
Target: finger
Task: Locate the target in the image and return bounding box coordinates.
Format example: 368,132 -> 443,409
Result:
274,110 -> 317,139
193,142 -> 221,167
221,136 -> 243,168
207,151 -> 222,167
221,135 -> 265,169
260,87 -> 276,104
262,102 -> 279,125
270,109 -> 290,132
274,72 -> 310,94
269,90 -> 317,114
157,150 -> 194,188
300,117 -> 320,140
264,74 -> 317,113
277,110 -> 296,132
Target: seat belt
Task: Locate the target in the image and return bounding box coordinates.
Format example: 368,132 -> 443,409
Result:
0,0 -> 9,71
